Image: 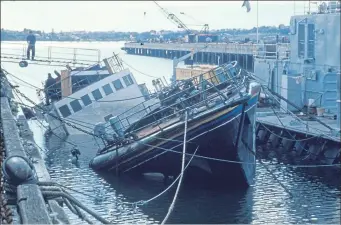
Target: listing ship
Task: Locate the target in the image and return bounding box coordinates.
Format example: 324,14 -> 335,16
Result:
90,61 -> 261,186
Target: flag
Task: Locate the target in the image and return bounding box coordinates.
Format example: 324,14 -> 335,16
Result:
242,0 -> 251,12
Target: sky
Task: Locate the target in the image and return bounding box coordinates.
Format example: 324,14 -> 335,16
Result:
1,1 -> 308,32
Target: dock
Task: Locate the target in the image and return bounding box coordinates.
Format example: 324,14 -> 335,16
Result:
122,42 -> 290,71
0,67 -> 114,224
1,95 -> 70,224
255,107 -> 340,164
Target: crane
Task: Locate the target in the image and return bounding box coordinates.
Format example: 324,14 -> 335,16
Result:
179,11 -> 209,35
153,1 -> 193,35
153,1 -> 209,37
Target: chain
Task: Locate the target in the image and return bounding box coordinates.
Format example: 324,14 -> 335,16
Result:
14,88 -> 102,139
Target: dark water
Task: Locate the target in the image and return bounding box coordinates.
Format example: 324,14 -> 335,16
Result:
29,120 -> 341,224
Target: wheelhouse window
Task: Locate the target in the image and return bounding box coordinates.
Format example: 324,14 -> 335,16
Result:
102,83 -> 113,96
81,94 -> 92,106
112,79 -> 124,90
70,99 -> 82,113
59,105 -> 71,118
123,74 -> 134,86
92,89 -> 103,101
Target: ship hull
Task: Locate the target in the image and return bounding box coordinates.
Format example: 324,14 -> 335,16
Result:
91,94 -> 258,186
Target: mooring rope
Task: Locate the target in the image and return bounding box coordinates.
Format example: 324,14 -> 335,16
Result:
161,109 -> 188,224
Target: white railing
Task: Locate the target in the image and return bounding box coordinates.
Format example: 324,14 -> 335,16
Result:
0,42 -> 101,66
296,1 -> 341,15
253,43 -> 290,60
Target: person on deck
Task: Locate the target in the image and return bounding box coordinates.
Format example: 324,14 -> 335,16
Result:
44,73 -> 57,105
26,31 -> 36,60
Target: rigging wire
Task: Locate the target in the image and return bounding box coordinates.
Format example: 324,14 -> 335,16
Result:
12,89 -> 78,147
124,146 -> 200,208
119,59 -> 159,79
137,138 -> 341,168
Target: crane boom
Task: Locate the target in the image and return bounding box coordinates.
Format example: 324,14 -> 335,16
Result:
153,1 -> 192,34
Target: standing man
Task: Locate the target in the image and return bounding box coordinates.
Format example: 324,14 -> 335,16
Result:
44,73 -> 57,105
26,31 -> 36,60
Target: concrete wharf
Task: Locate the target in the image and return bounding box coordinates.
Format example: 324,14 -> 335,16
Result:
1,96 -> 70,224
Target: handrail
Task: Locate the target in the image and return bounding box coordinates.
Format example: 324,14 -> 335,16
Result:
108,62 -> 240,129
0,42 -> 101,65
103,62 -> 246,136
41,55 -> 125,103
99,79 -> 247,155
123,82 -> 245,137
300,1 -> 341,15
253,43 -> 290,60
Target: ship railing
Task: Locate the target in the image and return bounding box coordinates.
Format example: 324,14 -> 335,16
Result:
0,42 -> 101,66
104,64 -> 246,138
253,43 -> 290,60
295,1 -> 341,15
39,54 -> 126,104
109,77 -> 245,143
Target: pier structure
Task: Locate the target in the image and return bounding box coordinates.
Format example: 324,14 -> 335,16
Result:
121,42 -> 290,72
0,71 -> 69,224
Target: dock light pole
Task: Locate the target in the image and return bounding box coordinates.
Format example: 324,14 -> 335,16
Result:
256,0 -> 259,43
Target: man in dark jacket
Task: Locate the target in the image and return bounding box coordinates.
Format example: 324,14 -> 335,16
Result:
44,73 -> 57,105
26,31 -> 36,60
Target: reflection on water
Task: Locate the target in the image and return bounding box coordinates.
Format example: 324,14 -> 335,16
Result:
29,120 -> 340,224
